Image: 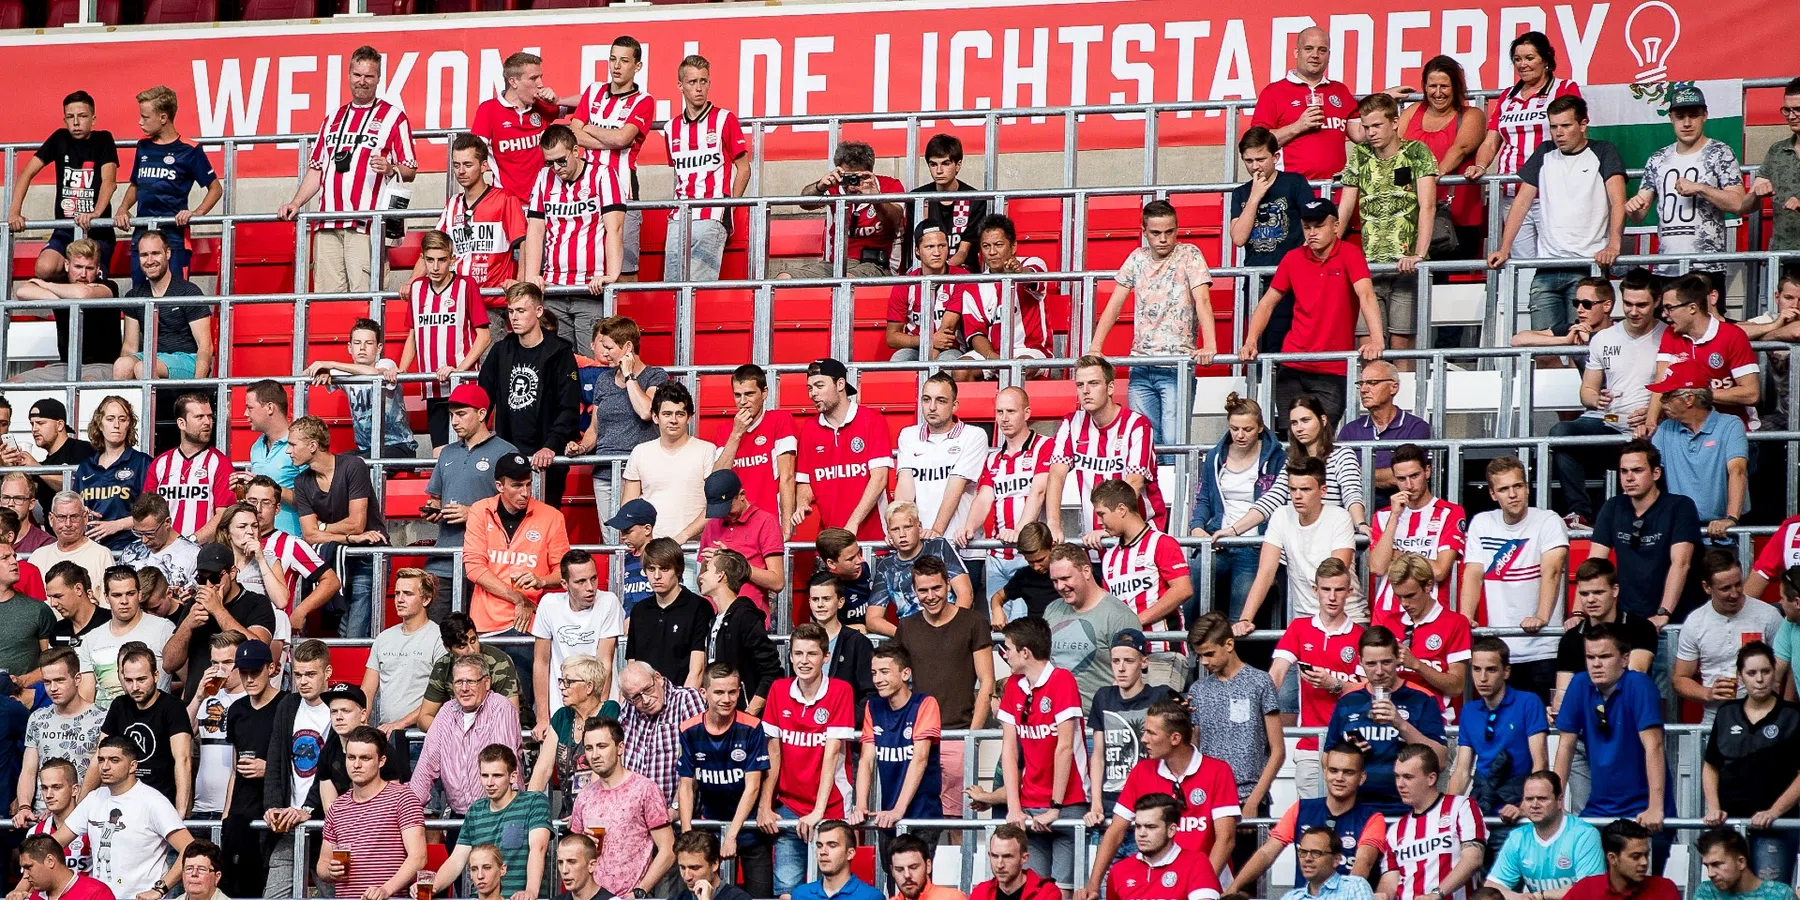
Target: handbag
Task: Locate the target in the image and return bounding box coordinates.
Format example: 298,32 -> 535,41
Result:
1427,108 -> 1465,257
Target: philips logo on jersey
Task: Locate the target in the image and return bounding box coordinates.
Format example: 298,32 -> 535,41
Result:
416,312 -> 461,326
735,452 -> 771,469
1014,722 -> 1059,740
671,148 -> 724,172
874,745 -> 914,764
498,136 -> 538,154
693,767 -> 745,786
910,464 -> 958,482
812,463 -> 869,481
993,473 -> 1034,495
1394,834 -> 1457,864
1075,452 -> 1128,474
778,728 -> 831,748
1109,571 -> 1156,600
159,484 -> 212,502
138,166 -> 182,181
544,198 -> 601,217
486,549 -> 540,567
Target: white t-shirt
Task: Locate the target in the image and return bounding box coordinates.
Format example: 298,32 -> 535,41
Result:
193,688 -> 245,814
368,620 -> 448,727
1642,139 -> 1741,269
1677,598 -> 1783,723
288,698 -> 332,809
78,615 -> 178,705
68,781 -> 186,898
529,590 -> 625,714
1217,460 -> 1258,528
623,436 -> 719,539
1582,322 -> 1665,433
896,421 -> 989,558
1262,504 -> 1363,622
1464,507 -> 1570,663
1518,139 -> 1627,259
115,537 -> 202,592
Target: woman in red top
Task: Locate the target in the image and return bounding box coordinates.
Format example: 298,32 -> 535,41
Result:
1399,56 -> 1487,257
1464,32 -> 1584,260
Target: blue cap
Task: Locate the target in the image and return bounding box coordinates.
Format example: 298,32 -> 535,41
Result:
234,640 -> 273,671
605,498 -> 658,532
1111,629 -> 1150,654
1299,197 -> 1338,221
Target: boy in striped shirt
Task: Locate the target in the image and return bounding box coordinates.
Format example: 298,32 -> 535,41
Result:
1378,744 -> 1484,900
144,392 -> 232,542
1366,444 -> 1466,632
569,35 -> 655,281
399,230 -> 491,449
522,124 -> 625,358
664,55 -> 749,283
1095,479 -> 1191,654
1046,356 -> 1167,546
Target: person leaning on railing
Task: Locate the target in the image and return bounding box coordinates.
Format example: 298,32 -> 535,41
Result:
1700,641 -> 1800,884
8,237 -> 123,384
1398,56 -> 1486,260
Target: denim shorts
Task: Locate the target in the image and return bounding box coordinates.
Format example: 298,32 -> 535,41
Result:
136,351 -> 198,379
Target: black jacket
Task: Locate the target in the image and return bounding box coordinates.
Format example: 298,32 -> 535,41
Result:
825,626 -> 878,727
476,331 -> 582,454
262,693 -> 327,816
707,595 -> 783,704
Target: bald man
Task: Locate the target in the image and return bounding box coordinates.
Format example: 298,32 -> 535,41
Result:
1250,27 -> 1383,181
965,386 -> 1053,590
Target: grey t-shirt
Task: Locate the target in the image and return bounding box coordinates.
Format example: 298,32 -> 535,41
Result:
0,595 -> 57,675
1042,594 -> 1142,709
25,703 -> 107,809
592,366 -> 669,454
1677,599 -> 1784,724
425,433 -> 518,568
1185,663 -> 1279,799
368,620 -> 447,726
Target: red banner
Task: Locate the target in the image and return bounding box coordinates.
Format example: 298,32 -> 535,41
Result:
2,0 -> 1793,177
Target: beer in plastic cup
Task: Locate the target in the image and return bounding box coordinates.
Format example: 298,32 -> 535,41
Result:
332,850 -> 351,878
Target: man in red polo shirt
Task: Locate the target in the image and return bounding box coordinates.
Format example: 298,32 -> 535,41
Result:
997,616 -> 1090,890
1269,558 -> 1365,796
1237,197 -> 1386,430
1249,27 -> 1361,181
795,357 -> 892,542
1388,552 -> 1473,721
1647,272 -> 1759,429
698,469 -> 785,622
712,363 -> 799,538
470,51 -> 564,201
1104,794 -> 1223,900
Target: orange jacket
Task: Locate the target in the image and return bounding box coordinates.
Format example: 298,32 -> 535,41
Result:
463,494 -> 570,633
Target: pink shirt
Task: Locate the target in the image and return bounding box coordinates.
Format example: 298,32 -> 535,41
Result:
698,504 -> 784,618
568,770 -> 670,896
409,691 -> 521,814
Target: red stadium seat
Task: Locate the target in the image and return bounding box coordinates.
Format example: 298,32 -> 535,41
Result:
0,1 -> 26,27
46,0 -> 120,24
141,0 -> 218,20
236,0 -> 318,19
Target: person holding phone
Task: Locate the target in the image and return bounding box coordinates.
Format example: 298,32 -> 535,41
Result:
1338,93 -> 1439,360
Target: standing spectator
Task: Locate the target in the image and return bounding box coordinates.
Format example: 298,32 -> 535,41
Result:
235,380 -> 307,537
677,663 -> 772,899
1550,269 -> 1664,527
186,632 -> 247,819
1559,821 -> 1678,900
530,550 -> 621,723
1555,561 -> 1657,728
115,231 -> 214,381
698,550 -> 781,714
316,727 -> 427,900
1233,457 -> 1359,638
116,86 -> 220,288
21,401 -> 91,515
1226,744 -> 1385,891
143,393 -> 232,543
429,135 -> 526,335
1701,643 -> 1800,883
410,654 -> 522,816
1339,94 -> 1439,355
469,51 -> 561,201
663,54 -> 750,283
1625,85 -> 1746,275
710,364 -> 798,540
996,617 -> 1090,888
72,397 -> 152,554
1186,614 -> 1284,830
1091,200 -> 1218,451
423,385 -> 512,607
221,639 -> 282,898
1387,554 -> 1473,715
1274,827 -> 1374,900
887,223 -> 972,362
1650,382 -> 1748,536
623,383 -> 715,542
568,36 -> 655,282
1552,627 -> 1675,873
616,661 -> 706,807
316,684 -> 410,810
1230,128 -> 1314,355
0,542 -> 55,688
626,538 -> 713,688
463,450 -> 569,700
967,387 -> 1052,596
1460,456 -> 1569,701
1487,95 -> 1626,336
813,528 -> 873,631
93,642 -> 192,812
304,317 -> 421,461
1693,827 -> 1795,900
1081,629 -> 1171,854
1043,544 -> 1141,707
1095,479 -> 1190,664
552,834 -> 604,900
974,826 -> 1061,900
1650,273 -> 1760,429
1340,363 -> 1432,498
1675,552 -> 1781,725
4,471 -> 56,556
1485,771 -> 1605,900
891,556 -> 993,821
909,133 -> 987,270
867,503 -> 973,637
1103,793 -> 1224,900
757,623 -> 856,900
10,238 -> 121,384
54,736 -> 194,898
1585,441 -> 1701,623
989,524 -> 1058,627
790,141 -> 905,279
1189,394 -> 1284,621
276,47 -> 417,293
1270,560 -> 1366,798
851,646 -> 943,871
1249,27 -> 1359,181
15,649 -> 101,815
806,574 -> 877,722
1399,56 -> 1486,257
1376,745 -> 1486,900
287,414 -> 387,637
522,124 -> 625,357
8,90 -> 118,279
1324,627 -> 1447,814
477,283 -> 582,509
1444,638 -> 1548,854
698,470 -> 786,622
575,316 -> 666,527
1465,32 -> 1584,275
1238,198 -> 1387,425
957,215 -> 1056,368
429,744 -> 551,900
895,374 -> 987,581
362,569 -> 447,753
81,566 -> 175,704
1742,77 -> 1800,251
569,717 -> 677,897
261,640 -> 333,898
790,821 -> 884,900
1045,355 -> 1166,544
526,654 -> 619,803
1366,444 -> 1465,632
795,357 -> 892,542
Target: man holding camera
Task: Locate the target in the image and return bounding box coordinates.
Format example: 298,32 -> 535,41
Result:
278,46 -> 419,294
788,141 -> 905,279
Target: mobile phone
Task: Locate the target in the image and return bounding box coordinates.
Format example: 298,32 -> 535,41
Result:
1297,662 -> 1318,673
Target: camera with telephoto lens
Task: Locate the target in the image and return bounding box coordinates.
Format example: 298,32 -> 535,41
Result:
332,150 -> 352,174
839,172 -> 863,188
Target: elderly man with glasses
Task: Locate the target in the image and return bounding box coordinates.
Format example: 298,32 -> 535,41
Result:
409,653 -> 521,816
1338,360 -> 1430,499
32,491 -> 113,593
616,660 -> 705,808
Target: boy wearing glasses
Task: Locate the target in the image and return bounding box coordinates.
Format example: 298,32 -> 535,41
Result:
522,124 -> 625,359
1741,76 -> 1800,252
1444,637 -> 1548,857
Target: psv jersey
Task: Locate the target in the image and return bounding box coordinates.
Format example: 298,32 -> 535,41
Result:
434,186 -> 527,296
1101,526 -> 1189,651
713,410 -> 799,520
527,161 -> 626,286
1273,615 -> 1365,750
1396,602 -> 1473,722
1369,498 -> 1468,631
306,100 -> 416,231
996,664 -> 1089,808
981,434 -> 1053,560
1113,752 -> 1242,860
572,85 -> 655,200
145,446 -> 233,539
666,104 -> 748,223
1107,845 -> 1222,900
1050,406 -> 1167,531
763,678 -> 856,817
795,402 -> 893,542
1752,514 -> 1800,586
1385,793 -> 1486,900
677,711 -> 771,822
407,274 -> 487,399
470,95 -> 561,201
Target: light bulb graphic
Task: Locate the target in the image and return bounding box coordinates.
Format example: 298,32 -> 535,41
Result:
1624,0 -> 1682,82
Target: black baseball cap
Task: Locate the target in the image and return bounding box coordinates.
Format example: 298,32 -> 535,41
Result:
196,543 -> 235,573
322,683 -> 369,708
1299,197 -> 1338,222
494,452 -> 533,482
705,469 -> 743,519
28,399 -> 67,423
234,640 -> 273,671
1111,629 -> 1150,654
606,498 -> 658,532
807,358 -> 858,396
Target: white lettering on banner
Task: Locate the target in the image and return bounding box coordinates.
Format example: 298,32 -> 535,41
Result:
1394,833 -> 1458,864
948,30 -> 994,126
277,55 -> 317,135
792,35 -> 834,132
193,57 -> 270,138
1164,21 -> 1209,118
742,39 -> 783,128
1442,9 -> 1488,87
1003,28 -> 1050,124
1554,3 -> 1608,83
1331,14 -> 1374,94
1387,11 -> 1432,89
1270,16 -> 1316,82
1060,25 -> 1103,111
1210,19 -> 1257,117
426,50 -> 469,131
1109,23 -> 1155,120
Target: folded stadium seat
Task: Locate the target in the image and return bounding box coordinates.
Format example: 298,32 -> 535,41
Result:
45,0 -> 120,23
327,645 -> 369,681
12,242 -> 48,280
719,206 -> 752,279
186,237 -> 222,277
236,0 -> 318,20
228,221 -> 299,292
141,0 -> 218,21
0,2 -> 23,28
636,210 -> 668,279
1003,197 -> 1063,242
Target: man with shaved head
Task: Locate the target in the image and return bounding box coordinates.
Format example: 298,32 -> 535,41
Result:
1250,26 -> 1365,180
966,385 -> 1052,592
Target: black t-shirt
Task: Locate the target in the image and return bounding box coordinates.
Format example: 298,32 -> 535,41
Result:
37,437 -> 94,513
225,690 -> 285,819
1231,171 -> 1314,353
1704,699 -> 1800,815
1591,492 -> 1704,620
54,278 -> 124,369
625,588 -> 715,686
906,180 -> 988,266
1088,684 -> 1174,811
122,278 -> 211,355
35,128 -> 120,222
101,689 -> 190,804
1555,611 -> 1660,673
1003,565 -> 1059,618
293,453 -> 385,534
49,606 -> 110,652
178,588 -> 278,700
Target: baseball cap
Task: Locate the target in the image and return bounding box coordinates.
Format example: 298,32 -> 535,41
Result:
494,452 -> 533,482
1668,83 -> 1707,111
1646,363 -> 1706,394
912,220 -> 947,245
321,683 -> 369,708
1111,629 -> 1150,654
447,383 -> 491,409
234,640 -> 273,671
196,543 -> 235,573
1299,197 -> 1338,222
1782,564 -> 1800,596
605,498 -> 658,532
28,399 -> 67,423
705,469 -> 743,520
807,357 -> 858,396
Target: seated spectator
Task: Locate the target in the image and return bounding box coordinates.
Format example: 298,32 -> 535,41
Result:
887,834 -> 967,900
304,317 -> 420,461
15,649 -> 101,814
1625,85 -> 1746,276
791,820 -> 884,900
698,549 -> 780,714
35,492 -> 115,596
1555,560 -> 1657,723
56,735 -> 195,899
115,230 -> 215,381
362,568 -> 447,754
1339,362 -> 1431,497
1693,826 -> 1794,900
424,384 -> 513,609
42,561 -> 107,659
568,717 -> 676,898
867,502 -> 973,637
813,527 -> 873,631
17,832 -> 108,900
1269,560 -> 1366,799
1650,272 -> 1760,424
19,759 -> 88,873
887,222 -> 971,362
1560,820 -> 1679,900
956,215 -> 1055,371
21,400 -> 92,516
9,238 -> 122,383
527,653 -> 620,803
1459,456 -> 1570,702
410,653 -> 522,815
1700,643 -> 1800,884
463,450 -> 569,700
1187,614 -> 1283,829
531,550 -> 622,727
975,825 -> 1062,900
1043,542 -> 1141,707
1649,382 -> 1748,538
400,229 -> 491,447
1387,553 -> 1473,715
1511,275 -> 1614,368
1277,826 -> 1372,900
1339,93 -> 1439,356
698,469 -> 785,621
710,363 -> 798,539
989,522 -> 1058,627
0,513 -> 47,600
430,744 -> 551,900
575,316 -> 667,525
1585,441 -> 1701,624
1744,268 -> 1800,436
1233,457 -> 1359,639
968,387 -> 1052,605
1324,626 -> 1447,814
476,283 -> 581,509
7,90 -> 117,281
1488,95 -> 1626,336
757,622 -> 856,899
316,726 -> 427,900
287,414 -> 387,638
851,646 -> 942,870
1238,197 -> 1387,428
0,473 -> 55,556
0,545 -> 57,690
420,613 -> 522,731
1675,552 -> 1781,726
677,664 -> 772,898
1377,745 -> 1486,900
674,830 -> 755,900
227,492 -> 316,637
623,382 -> 715,542
1190,394 -> 1284,622
1550,268 -> 1664,527
118,493 -> 201,591
553,833 -> 605,900
616,660 -> 706,808
1226,743 -> 1384,892
608,499 -> 657,617
164,543 -> 275,702
1094,478 -> 1191,667
82,565 -> 175,704
794,357 -> 892,542
1485,771 -> 1604,900
910,133 -> 987,270
463,844 -> 508,900
806,574 -> 876,724
790,140 -> 905,279
626,537 -> 713,688
1445,638 -> 1548,854
1230,127 -> 1313,354
1091,199 -> 1218,449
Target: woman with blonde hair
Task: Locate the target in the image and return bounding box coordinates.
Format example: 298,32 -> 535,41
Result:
73,395 -> 154,551
528,652 -> 620,809
1190,393 -> 1285,620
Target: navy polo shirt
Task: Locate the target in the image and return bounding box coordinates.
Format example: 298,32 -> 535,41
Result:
1590,491 -> 1703,619
1554,669 -> 1675,818
1324,684 -> 1445,813
1457,686 -> 1549,781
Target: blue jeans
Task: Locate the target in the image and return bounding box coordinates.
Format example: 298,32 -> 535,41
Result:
1750,829 -> 1797,883
1127,364 -> 1182,463
1188,545 -> 1260,624
1529,269 -> 1584,333
342,556 -> 373,639
772,803 -> 808,897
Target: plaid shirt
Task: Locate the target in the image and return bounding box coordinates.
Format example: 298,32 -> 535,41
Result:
619,679 -> 705,805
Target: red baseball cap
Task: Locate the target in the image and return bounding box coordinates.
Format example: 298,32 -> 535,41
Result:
1646,363 -> 1705,394
447,383 -> 491,409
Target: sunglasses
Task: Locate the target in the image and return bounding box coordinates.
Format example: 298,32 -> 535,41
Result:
196,570 -> 225,586
1628,517 -> 1646,551
1575,299 -> 1604,310
1593,700 -> 1611,736
545,154 -> 574,169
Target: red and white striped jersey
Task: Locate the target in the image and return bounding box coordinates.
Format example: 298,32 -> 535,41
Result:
527,161 -> 626,286
666,104 -> 747,223
1486,78 -> 1583,181
306,100 -> 416,231
1369,498 -> 1468,631
407,274 -> 487,399
958,256 -> 1054,357
980,433 -> 1053,559
145,446 -> 234,538
1050,406 -> 1167,531
1101,526 -> 1190,650
820,175 -> 907,272
887,267 -> 975,342
1384,793 -> 1486,900
573,85 -> 655,200
260,530 -> 325,613
433,186 -> 527,295
1752,514 -> 1800,585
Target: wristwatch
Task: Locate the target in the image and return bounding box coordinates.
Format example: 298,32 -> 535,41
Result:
632,889 -> 650,898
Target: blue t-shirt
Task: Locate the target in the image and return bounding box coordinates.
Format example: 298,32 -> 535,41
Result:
1554,669 -> 1675,818
676,711 -> 770,831
1488,814 -> 1606,893
250,433 -> 307,537
1456,687 -> 1549,782
128,138 -> 217,218
865,691 -> 942,820
621,553 -> 653,616
1231,170 -> 1315,267
1651,410 -> 1750,524
828,561 -> 873,630
576,361 -> 606,432
871,539 -> 967,619
75,448 -> 155,551
790,876 -> 884,900
1324,684 -> 1445,812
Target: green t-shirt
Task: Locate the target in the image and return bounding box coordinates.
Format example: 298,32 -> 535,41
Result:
0,595 -> 56,675
1695,879 -> 1794,900
457,789 -> 553,895
1343,138 -> 1440,263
